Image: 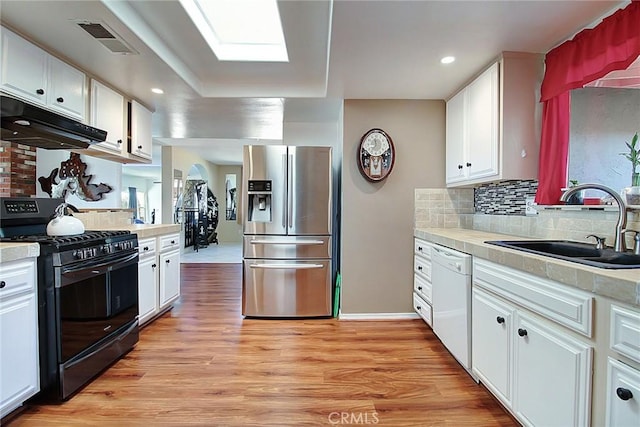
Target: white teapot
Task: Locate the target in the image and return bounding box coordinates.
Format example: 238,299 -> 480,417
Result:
46,203 -> 85,236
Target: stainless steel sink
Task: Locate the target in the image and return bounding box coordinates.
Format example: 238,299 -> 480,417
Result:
485,240 -> 640,269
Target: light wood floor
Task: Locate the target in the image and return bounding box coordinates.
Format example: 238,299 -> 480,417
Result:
11,264 -> 517,426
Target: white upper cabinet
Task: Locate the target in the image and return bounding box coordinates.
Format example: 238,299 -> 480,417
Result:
130,100 -> 153,160
0,26 -> 87,122
0,28 -> 48,105
446,52 -> 543,187
90,80 -> 125,153
47,55 -> 87,121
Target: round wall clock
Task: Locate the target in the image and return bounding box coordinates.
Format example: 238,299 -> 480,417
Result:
357,128 -> 395,182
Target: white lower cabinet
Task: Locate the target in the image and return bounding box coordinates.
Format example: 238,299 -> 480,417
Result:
0,258 -> 39,418
159,249 -> 180,309
606,358 -> 640,427
413,238 -> 433,326
472,287 -> 514,407
137,233 -> 180,327
513,312 -> 592,427
137,237 -> 158,325
472,259 -> 593,427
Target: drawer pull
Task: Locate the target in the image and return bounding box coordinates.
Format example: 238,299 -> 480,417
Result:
418,286 -> 423,291
36,88 -> 44,95
171,240 -> 175,244
417,266 -> 423,271
416,306 -> 421,310
151,264 -> 157,268
0,281 -> 5,289
496,316 -> 505,324
143,246 -> 149,251
57,97 -> 64,103
616,387 -> 633,401
418,246 -> 423,251
517,328 -> 528,337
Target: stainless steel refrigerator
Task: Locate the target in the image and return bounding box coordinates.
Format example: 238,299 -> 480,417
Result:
242,145 -> 333,317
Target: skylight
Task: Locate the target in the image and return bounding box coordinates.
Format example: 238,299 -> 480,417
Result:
179,0 -> 289,62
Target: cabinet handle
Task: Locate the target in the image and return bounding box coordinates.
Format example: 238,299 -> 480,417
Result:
36,88 -> 44,95
138,145 -> 143,149
57,97 -> 64,103
151,263 -> 157,268
466,162 -> 472,167
166,259 -> 170,264
143,246 -> 149,251
417,266 -> 423,271
417,286 -> 423,291
416,306 -> 421,310
0,281 -> 5,289
496,316 -> 505,324
616,387 -> 633,401
418,246 -> 423,251
117,139 -> 123,144
517,328 -> 528,337
171,240 -> 175,244
457,164 -> 463,170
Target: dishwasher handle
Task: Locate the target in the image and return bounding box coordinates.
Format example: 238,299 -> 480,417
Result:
432,246 -> 471,274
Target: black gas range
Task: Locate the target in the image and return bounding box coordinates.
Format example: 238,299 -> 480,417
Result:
0,197 -> 139,401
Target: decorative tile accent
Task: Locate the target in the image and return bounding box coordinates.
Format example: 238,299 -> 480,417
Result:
474,180 -> 538,215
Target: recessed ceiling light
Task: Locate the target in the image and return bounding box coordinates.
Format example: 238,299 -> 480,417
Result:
179,0 -> 289,62
441,56 -> 456,64
151,88 -> 164,94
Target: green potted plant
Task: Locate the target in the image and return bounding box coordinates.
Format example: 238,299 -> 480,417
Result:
620,132 -> 640,205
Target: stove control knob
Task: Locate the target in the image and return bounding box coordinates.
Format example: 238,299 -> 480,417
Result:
73,250 -> 84,259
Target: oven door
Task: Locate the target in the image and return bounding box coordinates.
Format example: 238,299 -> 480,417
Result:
57,250 -> 139,362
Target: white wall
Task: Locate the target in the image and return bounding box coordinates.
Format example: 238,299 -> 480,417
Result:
35,148 -> 122,208
216,165 -> 242,243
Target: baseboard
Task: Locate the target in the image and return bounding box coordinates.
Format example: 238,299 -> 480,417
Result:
338,312 -> 420,320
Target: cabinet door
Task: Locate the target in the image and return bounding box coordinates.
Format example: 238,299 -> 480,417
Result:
0,27 -> 48,105
466,62 -> 499,180
513,313 -> 592,427
0,293 -> 39,418
159,249 -> 180,308
131,100 -> 153,160
472,288 -> 514,407
606,358 -> 640,427
90,80 -> 125,152
137,255 -> 158,325
445,89 -> 466,184
48,55 -> 87,121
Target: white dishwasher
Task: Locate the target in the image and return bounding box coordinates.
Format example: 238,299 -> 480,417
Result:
431,244 -> 472,372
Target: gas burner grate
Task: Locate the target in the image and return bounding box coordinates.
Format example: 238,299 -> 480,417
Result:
1,230 -> 131,245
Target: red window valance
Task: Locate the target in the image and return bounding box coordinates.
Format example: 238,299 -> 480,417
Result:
536,0 -> 640,205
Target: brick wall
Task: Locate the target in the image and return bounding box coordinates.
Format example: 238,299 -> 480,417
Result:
0,141 -> 37,197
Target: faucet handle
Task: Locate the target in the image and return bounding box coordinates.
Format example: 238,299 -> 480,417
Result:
626,230 -> 640,255
586,234 -> 607,250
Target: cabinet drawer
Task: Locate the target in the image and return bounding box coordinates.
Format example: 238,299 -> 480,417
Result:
473,258 -> 593,337
413,293 -> 432,327
159,233 -> 180,252
606,358 -> 640,427
0,259 -> 36,300
414,238 -> 432,260
414,256 -> 431,281
138,237 -> 156,259
610,305 -> 640,363
414,274 -> 432,303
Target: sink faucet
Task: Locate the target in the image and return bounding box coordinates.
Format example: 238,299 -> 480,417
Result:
560,183 -> 628,252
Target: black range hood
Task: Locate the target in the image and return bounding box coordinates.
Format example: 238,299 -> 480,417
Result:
1,95 -> 107,149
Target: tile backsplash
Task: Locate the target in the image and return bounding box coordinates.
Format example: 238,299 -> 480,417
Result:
414,188 -> 475,228
416,186 -> 640,249
474,180 -> 538,215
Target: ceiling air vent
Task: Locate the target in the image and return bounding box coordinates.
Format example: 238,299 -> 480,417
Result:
75,21 -> 138,55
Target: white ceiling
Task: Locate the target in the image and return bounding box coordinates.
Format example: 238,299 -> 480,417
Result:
0,0 -> 629,178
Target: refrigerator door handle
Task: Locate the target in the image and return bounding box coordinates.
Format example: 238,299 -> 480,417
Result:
249,239 -> 324,245
288,153 -> 293,229
249,263 -> 324,270
282,153 -> 287,229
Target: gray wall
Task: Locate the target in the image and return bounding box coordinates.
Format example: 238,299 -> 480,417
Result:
341,100 -> 445,314
569,87 -> 640,193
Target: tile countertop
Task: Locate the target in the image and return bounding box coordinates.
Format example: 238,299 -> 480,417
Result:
0,242 -> 40,263
415,228 -> 640,307
95,224 -> 181,240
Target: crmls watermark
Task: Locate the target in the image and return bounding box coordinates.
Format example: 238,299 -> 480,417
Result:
328,411 -> 379,425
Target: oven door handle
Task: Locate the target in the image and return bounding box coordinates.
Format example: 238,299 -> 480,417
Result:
61,252 -> 138,278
